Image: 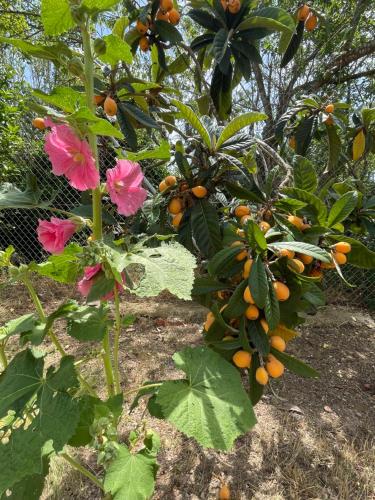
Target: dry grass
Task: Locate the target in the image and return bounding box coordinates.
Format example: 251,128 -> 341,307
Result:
1,278 -> 374,500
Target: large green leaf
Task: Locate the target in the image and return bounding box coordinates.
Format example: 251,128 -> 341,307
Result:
327,191 -> 358,228
30,243 -> 82,284
264,277 -> 280,330
294,115 -> 316,156
0,38 -> 72,64
237,7 -> 294,34
41,0 -> 75,35
124,242 -> 196,300
154,20 -> 182,43
68,107 -> 124,139
0,314 -> 39,342
248,353 -> 264,405
246,220 -> 267,252
283,187 -> 327,224
326,123 -> 341,172
271,348 -> 319,378
216,112 -> 267,150
222,280 -> 248,320
293,156 -> 317,193
191,200 -> 222,258
82,0 -> 121,11
120,102 -> 159,129
326,235 -> 375,269
213,28 -> 229,65
269,241 -> 331,262
207,246 -> 243,276
0,175 -> 45,210
0,355 -> 79,496
249,255 -> 268,308
104,433 -> 160,500
188,9 -> 222,31
67,304 -> 110,342
280,20 -> 304,67
171,99 -> 211,148
156,346 -> 256,450
225,180 -> 265,203
192,276 -> 226,295
0,350 -> 43,418
33,87 -> 86,113
125,140 -> 170,161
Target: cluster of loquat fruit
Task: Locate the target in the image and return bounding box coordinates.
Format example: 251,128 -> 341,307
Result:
136,0 -> 181,52
202,203 -> 352,386
159,175 -> 208,228
297,3 -> 318,31
220,0 -> 241,14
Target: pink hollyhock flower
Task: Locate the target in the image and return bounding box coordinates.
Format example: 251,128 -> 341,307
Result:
106,160 -> 147,216
44,120 -> 99,191
77,264 -> 125,301
37,217 -> 77,254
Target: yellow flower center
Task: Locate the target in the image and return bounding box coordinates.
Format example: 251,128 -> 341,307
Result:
73,152 -> 85,163
114,180 -> 125,191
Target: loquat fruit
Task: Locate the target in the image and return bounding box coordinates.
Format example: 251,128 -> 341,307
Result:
32,117 -> 46,130
287,215 -> 304,230
273,281 -> 290,301
168,8 -> 180,24
266,354 -> 284,378
192,185 -> 207,198
243,258 -> 253,279
256,366 -> 269,385
333,242 -> 351,254
234,205 -> 250,218
297,4 -> 310,21
270,335 -> 286,352
104,96 -> 117,116
243,286 -> 255,304
233,350 -> 251,369
172,212 -> 183,227
168,198 -> 182,214
246,304 -> 259,320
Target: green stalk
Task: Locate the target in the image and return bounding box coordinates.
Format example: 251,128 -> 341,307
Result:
113,286 -> 122,394
22,274 -> 98,397
61,453 -> 104,491
81,21 -> 116,397
0,343 -> 7,370
81,23 -> 102,241
102,330 -> 115,397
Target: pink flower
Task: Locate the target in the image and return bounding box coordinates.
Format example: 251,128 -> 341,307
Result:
77,264 -> 125,301
44,120 -> 99,191
106,160 -> 147,216
37,217 -> 77,254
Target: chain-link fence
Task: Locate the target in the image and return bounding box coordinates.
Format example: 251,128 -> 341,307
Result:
1,117 -> 374,308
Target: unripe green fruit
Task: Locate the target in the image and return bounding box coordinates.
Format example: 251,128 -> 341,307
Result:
94,38 -> 107,55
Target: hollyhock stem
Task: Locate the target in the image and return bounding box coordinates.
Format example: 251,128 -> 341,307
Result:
81,22 -> 102,241
22,274 -> 98,397
102,330 -> 115,397
82,22 -> 116,397
113,286 -> 122,394
61,453 -> 104,491
0,343 -> 7,370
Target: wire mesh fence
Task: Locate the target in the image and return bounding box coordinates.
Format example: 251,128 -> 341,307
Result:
1,117 -> 374,308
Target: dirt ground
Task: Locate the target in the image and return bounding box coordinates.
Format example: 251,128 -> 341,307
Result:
0,278 -> 374,500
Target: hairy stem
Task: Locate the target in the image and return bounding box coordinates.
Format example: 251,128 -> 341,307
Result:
113,286 -> 122,394
61,453 -> 104,491
102,330 -> 115,397
81,22 -> 102,240
122,383 -> 163,398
